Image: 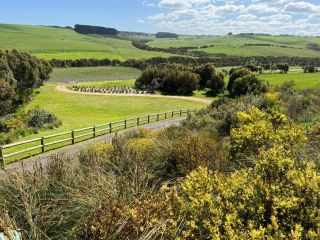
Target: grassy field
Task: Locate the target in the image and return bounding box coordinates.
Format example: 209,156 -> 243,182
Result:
0,24 -> 173,60
72,79 -> 135,88
1,24 -> 320,59
50,66 -> 141,82
2,82 -> 208,163
261,72 -> 320,89
149,35 -> 320,57
25,83 -> 207,133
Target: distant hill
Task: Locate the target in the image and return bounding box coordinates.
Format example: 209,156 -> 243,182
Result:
0,24 -> 173,60
0,23 -> 319,60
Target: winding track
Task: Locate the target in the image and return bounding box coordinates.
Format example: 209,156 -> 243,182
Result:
56,85 -> 212,104
0,117 -> 187,177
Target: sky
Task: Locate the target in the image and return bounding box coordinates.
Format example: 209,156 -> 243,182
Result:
0,0 -> 320,35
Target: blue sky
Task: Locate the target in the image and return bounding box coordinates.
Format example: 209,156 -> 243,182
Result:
0,0 -> 320,35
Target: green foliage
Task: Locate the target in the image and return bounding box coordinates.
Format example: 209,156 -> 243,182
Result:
0,78 -> 17,116
227,67 -> 252,93
303,65 -> 318,73
230,74 -> 268,97
194,63 -> 216,88
0,108 -> 61,144
276,63 -> 290,73
135,64 -> 199,95
26,107 -> 60,128
162,68 -> 199,95
206,72 -> 225,95
0,49 -> 52,116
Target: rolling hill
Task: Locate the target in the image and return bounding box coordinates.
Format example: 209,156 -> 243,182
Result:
1,24 -> 320,60
0,24 -> 173,60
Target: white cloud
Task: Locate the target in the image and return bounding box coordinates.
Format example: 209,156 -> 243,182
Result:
260,13 -> 292,21
238,14 -> 258,21
246,4 -> 279,13
142,1 -> 157,7
251,0 -> 289,4
158,0 -> 211,9
144,0 -> 320,35
284,1 -> 320,13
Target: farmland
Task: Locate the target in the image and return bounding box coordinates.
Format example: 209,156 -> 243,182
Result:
1,24 -> 320,60
262,72 -> 320,89
0,24 -> 173,60
20,83 -> 207,139
149,35 -> 320,57
50,66 -> 141,82
1,1 -> 320,238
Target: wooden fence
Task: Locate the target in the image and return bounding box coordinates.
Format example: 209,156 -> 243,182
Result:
0,109 -> 196,165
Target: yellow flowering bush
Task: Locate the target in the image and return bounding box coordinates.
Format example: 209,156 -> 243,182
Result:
161,146 -> 320,239
230,107 -> 306,163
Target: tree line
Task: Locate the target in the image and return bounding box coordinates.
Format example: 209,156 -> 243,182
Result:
135,63 -> 268,97
155,32 -> 178,38
50,56 -> 320,69
74,24 -> 118,35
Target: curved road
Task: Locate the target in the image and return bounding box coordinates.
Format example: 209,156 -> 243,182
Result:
56,85 -> 212,104
0,117 -> 187,177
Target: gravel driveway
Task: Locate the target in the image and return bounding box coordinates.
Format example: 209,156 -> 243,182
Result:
0,117 -> 186,177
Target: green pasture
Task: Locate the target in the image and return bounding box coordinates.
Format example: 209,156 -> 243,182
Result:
2,83 -> 208,164
261,72 -> 320,89
1,24 -> 320,59
50,66 -> 141,82
149,35 -> 320,57
72,79 -> 135,88
0,24 -> 173,60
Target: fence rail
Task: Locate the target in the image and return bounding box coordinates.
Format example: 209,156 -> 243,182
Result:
0,109 -> 196,166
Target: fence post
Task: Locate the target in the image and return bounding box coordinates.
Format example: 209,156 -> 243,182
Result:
93,126 -> 96,138
165,112 -> 167,119
41,137 -> 45,153
157,114 -> 159,121
72,130 -> 75,145
180,110 -> 182,116
137,117 -> 140,126
109,122 -> 112,133
187,109 -> 190,117
125,119 -> 127,129
172,111 -> 174,118
0,147 -> 4,167
148,115 -> 150,123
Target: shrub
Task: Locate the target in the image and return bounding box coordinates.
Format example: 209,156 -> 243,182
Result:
0,78 -> 17,116
161,69 -> 199,95
230,107 -> 306,165
26,107 -> 61,128
194,63 -> 216,88
158,128 -> 225,176
206,72 -> 225,95
230,74 -> 268,97
303,65 -> 318,73
227,67 -> 252,94
0,49 -> 52,116
161,146 -> 320,239
136,65 -> 199,95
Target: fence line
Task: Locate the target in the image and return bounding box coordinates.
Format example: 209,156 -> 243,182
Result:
0,109 -> 196,166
